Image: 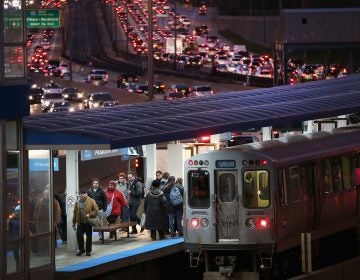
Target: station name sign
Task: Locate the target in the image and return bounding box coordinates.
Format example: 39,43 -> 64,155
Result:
26,9 -> 60,28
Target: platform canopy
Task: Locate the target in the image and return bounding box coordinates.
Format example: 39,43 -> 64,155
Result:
24,74 -> 360,150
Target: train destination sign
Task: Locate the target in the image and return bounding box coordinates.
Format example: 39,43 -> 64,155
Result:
215,160 -> 236,168
26,9 -> 60,28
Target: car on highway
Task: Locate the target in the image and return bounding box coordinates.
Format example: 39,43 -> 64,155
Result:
135,84 -> 149,95
85,75 -> 106,86
154,81 -> 166,94
199,5 -> 207,15
62,87 -> 84,102
41,92 -> 65,112
166,84 -> 191,99
88,69 -> 109,84
49,101 -> 73,113
28,85 -> 43,104
42,82 -> 63,94
117,72 -> 139,88
83,92 -> 116,109
190,86 -> 214,97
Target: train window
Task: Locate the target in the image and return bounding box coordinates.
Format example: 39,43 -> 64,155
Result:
219,174 -> 236,202
306,164 -> 316,197
323,160 -> 333,194
243,170 -> 269,208
350,152 -> 360,186
342,155 -> 351,189
187,170 -> 210,208
278,169 -> 287,206
331,158 -> 343,192
289,166 -> 300,202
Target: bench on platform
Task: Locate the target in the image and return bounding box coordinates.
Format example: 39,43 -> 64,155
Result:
93,221 -> 137,244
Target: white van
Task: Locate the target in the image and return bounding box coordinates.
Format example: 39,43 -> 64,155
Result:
88,69 -> 109,83
41,92 -> 65,112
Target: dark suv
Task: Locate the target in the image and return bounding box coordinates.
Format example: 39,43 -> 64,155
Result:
117,73 -> 139,88
83,92 -> 116,109
167,84 -> 190,99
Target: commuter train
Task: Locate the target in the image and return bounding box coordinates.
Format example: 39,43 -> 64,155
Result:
183,125 -> 360,278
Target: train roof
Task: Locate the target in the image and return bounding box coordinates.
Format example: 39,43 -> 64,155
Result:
226,125 -> 360,166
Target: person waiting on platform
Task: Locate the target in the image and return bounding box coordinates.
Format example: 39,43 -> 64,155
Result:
7,205 -> 21,272
144,179 -> 167,240
115,173 -> 130,222
127,171 -> 143,234
87,178 -> 107,239
105,180 -> 128,238
72,190 -> 98,256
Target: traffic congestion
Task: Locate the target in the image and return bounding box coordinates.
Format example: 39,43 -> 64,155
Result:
27,0 -> 352,115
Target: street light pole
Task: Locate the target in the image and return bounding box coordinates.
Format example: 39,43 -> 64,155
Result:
173,0 -> 177,71
68,0 -> 73,82
263,0 -> 266,45
147,0 -> 154,100
125,4 -> 129,54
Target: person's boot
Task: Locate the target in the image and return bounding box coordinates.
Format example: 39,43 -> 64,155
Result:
131,225 -> 138,234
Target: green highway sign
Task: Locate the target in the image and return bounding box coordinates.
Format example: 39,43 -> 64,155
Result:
4,9 -> 22,28
26,9 -> 60,28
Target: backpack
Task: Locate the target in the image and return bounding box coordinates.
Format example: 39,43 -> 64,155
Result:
169,186 -> 183,206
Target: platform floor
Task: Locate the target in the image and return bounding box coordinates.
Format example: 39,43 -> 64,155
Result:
55,226 -> 184,279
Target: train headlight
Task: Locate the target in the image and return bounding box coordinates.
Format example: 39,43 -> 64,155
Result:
200,218 -> 209,228
191,218 -> 200,228
245,218 -> 255,229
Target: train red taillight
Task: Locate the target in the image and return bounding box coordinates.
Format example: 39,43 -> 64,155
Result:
190,218 -> 209,229
246,217 -> 269,230
256,218 -> 268,229
191,218 -> 200,228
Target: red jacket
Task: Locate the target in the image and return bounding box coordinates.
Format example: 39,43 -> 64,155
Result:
105,188 -> 128,216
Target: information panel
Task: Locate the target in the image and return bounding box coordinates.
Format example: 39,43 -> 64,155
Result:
26,9 -> 60,28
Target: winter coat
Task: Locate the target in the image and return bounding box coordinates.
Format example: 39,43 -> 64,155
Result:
105,188 -> 128,216
127,179 -> 143,206
88,187 -> 107,211
72,197 -> 98,226
34,198 -> 61,233
144,187 -> 167,230
162,182 -> 184,214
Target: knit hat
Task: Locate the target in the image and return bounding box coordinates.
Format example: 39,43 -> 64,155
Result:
151,180 -> 160,188
108,180 -> 116,186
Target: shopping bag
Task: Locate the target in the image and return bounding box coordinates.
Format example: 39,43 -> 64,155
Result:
87,215 -> 101,227
140,213 -> 146,227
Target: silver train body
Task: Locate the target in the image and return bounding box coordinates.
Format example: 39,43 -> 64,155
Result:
184,125 -> 360,273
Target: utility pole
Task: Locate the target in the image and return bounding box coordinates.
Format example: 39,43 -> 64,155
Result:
147,0 -> 154,100
68,0 -> 73,81
173,0 -> 177,71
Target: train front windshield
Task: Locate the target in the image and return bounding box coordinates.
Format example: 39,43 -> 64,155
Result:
188,170 -> 210,208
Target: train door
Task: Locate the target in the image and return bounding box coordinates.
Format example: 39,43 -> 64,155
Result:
215,170 -> 239,241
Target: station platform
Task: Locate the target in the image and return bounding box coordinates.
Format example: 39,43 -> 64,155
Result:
55,227 -> 185,280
